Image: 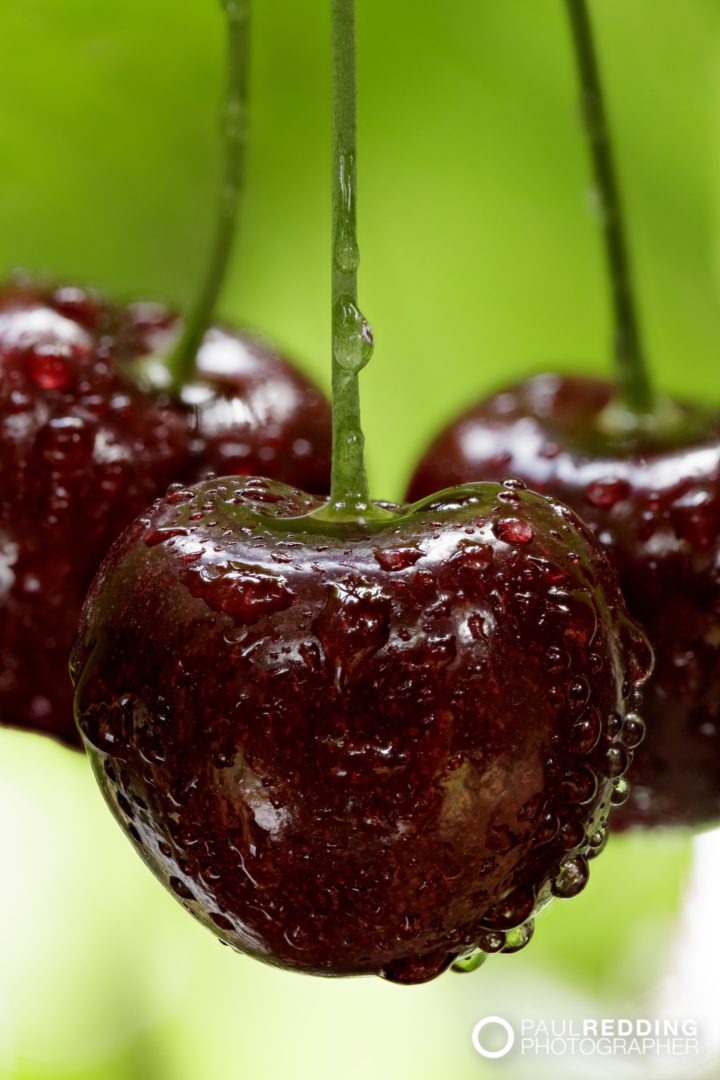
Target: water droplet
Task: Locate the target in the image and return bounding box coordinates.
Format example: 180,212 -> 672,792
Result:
26,346 -> 72,390
241,478 -> 285,504
619,618 -> 654,687
558,819 -> 586,850
585,478 -> 629,508
569,709 -> 602,755
313,582 -> 391,687
561,766 -> 598,805
545,645 -> 571,674
502,920 -> 535,953
482,885 -> 535,931
448,542 -> 494,598
334,296 -> 374,373
494,518 -> 534,545
165,485 -> 195,505
374,546 -> 423,572
587,826 -> 608,859
52,285 -> 100,327
610,777 -> 630,806
451,950 -> 487,974
184,561 -> 295,626
420,634 -> 457,670
169,876 -> 194,900
606,712 -> 622,740
620,712 -> 646,749
334,222 -> 360,274
502,477 -> 526,491
568,677 -> 591,709
534,812 -> 560,845
80,695 -> 132,759
477,930 -> 506,953
605,746 -> 630,778
552,855 -> 589,899
210,911 -> 234,932
380,950 -> 453,985
298,640 -> 323,672
39,416 -> 93,468
466,613 -> 487,641
127,823 -> 143,846
144,526 -> 191,548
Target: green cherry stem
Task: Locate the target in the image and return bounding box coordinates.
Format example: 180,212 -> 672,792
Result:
321,0 -> 383,521
565,0 -> 655,417
167,0 -> 251,393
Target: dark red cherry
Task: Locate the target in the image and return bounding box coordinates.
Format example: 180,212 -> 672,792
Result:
71,476 -> 650,982
0,282 -> 190,747
408,373 -> 720,828
0,281 -> 330,748
124,304 -> 331,493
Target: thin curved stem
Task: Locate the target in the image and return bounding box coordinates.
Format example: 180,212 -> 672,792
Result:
565,0 -> 654,415
168,0 -> 251,392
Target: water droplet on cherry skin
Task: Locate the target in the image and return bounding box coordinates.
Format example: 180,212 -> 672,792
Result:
482,885 -> 536,932
620,712 -> 645,749
380,948 -> 454,985
312,582 -> 391,686
182,558 -> 296,626
569,709 -> 602,755
39,415 -> 93,469
451,949 -> 487,974
605,745 -> 630,778
585,478 -> 630,508
551,855 -> 589,899
610,777 -> 631,806
494,517 -> 534,545
51,285 -> 101,328
477,930 -> 506,953
170,876 -> 194,900
561,765 -> 598,805
587,826 -> 608,859
502,920 -> 535,953
374,546 -> 423,572
26,346 -> 73,390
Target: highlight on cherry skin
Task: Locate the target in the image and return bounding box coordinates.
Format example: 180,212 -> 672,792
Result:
408,373 -> 720,829
0,278 -> 330,749
71,474 -> 652,984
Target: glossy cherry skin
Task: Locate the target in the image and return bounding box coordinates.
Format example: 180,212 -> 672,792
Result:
0,284 -> 190,747
124,303 -> 331,493
408,373 -> 720,829
71,475 -> 650,983
0,281 -> 330,748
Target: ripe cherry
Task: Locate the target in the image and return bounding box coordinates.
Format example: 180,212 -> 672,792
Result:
408,375 -> 718,828
0,5 -> 329,748
410,1 -> 715,828
71,0 -> 651,982
0,282 -> 189,747
72,475 -> 651,982
0,282 -> 330,748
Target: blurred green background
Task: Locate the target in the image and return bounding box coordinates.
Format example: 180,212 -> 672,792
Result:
0,1 -> 718,1077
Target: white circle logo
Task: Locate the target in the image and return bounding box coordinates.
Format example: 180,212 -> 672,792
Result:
471,1016 -> 515,1059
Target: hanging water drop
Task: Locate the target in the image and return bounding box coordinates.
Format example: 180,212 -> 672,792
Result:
334,296 -> 374,373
